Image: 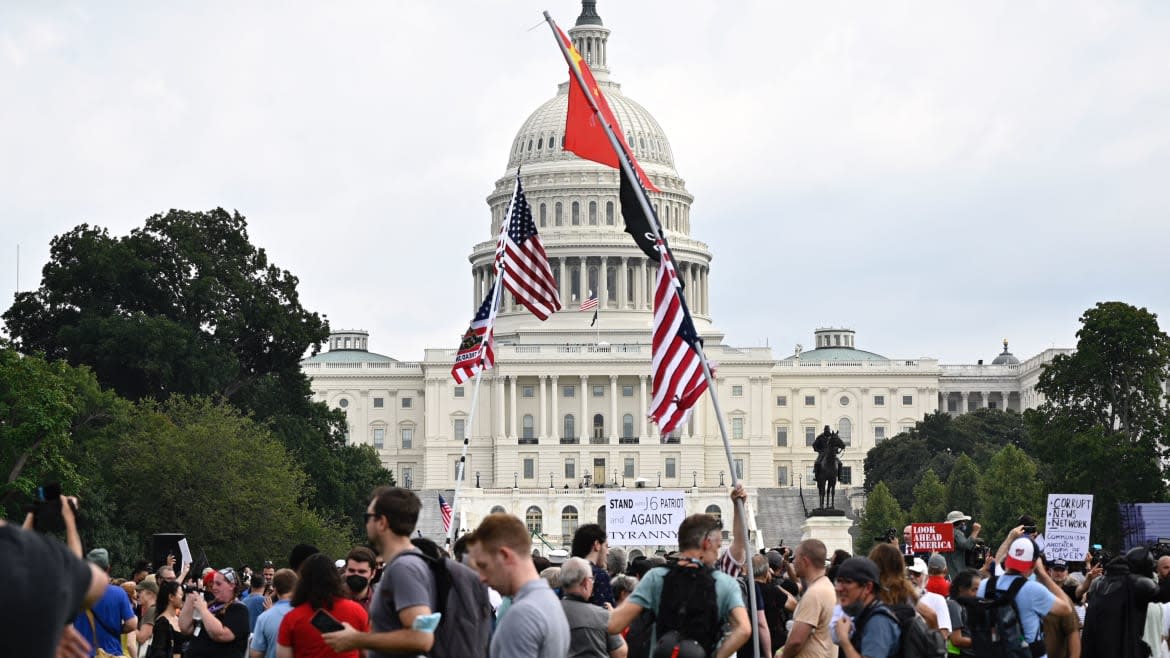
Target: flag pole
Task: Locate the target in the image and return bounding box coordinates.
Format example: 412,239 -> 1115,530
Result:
446,177 -> 516,548
544,15 -> 759,657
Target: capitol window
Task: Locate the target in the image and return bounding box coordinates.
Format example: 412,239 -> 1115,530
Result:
522,386 -> 534,398
873,395 -> 885,406
564,386 -> 575,398
589,201 -> 597,225
665,458 -> 676,478
777,466 -> 789,486
338,398 -> 349,409
593,385 -> 604,397
606,201 -> 615,225
839,395 -> 849,406
902,395 -> 914,405
522,415 -> 535,440
731,385 -> 743,397
454,419 -> 465,441
526,505 -> 541,533
875,426 -> 887,442
523,459 -> 535,480
454,387 -> 464,398
776,426 -> 788,447
622,385 -> 633,397
572,201 -> 580,225
555,202 -> 563,226
401,397 -> 412,409
373,397 -> 383,408
565,458 -> 576,479
624,457 -> 635,478
805,426 -> 816,445
373,428 -> 384,449
732,417 -> 744,440
539,203 -> 547,227
804,395 -> 816,406
401,428 -> 413,449
776,395 -> 787,407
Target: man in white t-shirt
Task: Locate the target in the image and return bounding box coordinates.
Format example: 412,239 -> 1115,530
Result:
908,557 -> 951,639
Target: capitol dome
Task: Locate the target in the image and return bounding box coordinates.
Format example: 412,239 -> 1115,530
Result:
467,0 -> 714,339
991,339 -> 1020,365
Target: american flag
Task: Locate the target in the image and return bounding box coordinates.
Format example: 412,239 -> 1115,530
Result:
648,241 -> 708,436
579,292 -> 598,312
497,176 -> 561,320
438,494 -> 453,534
450,289 -> 496,384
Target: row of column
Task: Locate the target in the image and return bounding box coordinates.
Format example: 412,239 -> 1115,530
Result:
490,374 -> 704,443
471,256 -> 710,316
941,391 -> 1015,413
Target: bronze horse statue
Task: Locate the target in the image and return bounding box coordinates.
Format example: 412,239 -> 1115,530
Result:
813,427 -> 845,510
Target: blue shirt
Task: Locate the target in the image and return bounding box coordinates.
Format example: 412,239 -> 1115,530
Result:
249,599 -> 292,658
73,584 -> 134,657
977,573 -> 1056,644
857,607 -> 901,658
243,592 -> 268,633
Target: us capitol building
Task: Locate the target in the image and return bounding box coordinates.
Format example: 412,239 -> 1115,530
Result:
301,2 -> 1069,551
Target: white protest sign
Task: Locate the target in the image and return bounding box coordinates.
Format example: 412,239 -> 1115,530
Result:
1045,493 -> 1093,562
605,490 -> 686,546
178,538 -> 193,568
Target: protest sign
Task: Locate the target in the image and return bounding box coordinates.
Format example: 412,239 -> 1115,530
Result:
910,523 -> 955,552
605,490 -> 686,546
1045,493 -> 1093,561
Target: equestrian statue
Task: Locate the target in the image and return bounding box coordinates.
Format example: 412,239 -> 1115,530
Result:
813,425 -> 845,510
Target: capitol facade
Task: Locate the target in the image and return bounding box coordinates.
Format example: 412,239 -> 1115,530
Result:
301,2 -> 1070,550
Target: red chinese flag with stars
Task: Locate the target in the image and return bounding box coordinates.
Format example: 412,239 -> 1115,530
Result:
555,25 -> 659,193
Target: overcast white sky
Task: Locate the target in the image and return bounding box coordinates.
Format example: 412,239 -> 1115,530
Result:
2,1 -> 1167,363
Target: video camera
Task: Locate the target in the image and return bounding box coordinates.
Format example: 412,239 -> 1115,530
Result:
1149,539 -> 1170,560
182,583 -> 216,604
1089,544 -> 1113,568
874,527 -> 898,544
965,538 -> 991,569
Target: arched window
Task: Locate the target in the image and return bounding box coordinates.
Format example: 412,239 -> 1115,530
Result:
606,267 -> 616,305
490,505 -> 506,514
536,135 -> 542,150
593,414 -> 605,439
705,504 -> 722,523
606,201 -> 615,225
539,203 -> 547,227
597,505 -> 606,530
523,414 -> 535,440
555,201 -> 563,226
588,266 -> 599,299
622,414 -> 634,439
570,266 -> 580,301
571,201 -> 580,225
525,506 -> 542,534
563,414 -> 575,439
562,506 -> 579,537
588,201 -> 598,225
627,268 -> 634,303
838,417 -> 852,446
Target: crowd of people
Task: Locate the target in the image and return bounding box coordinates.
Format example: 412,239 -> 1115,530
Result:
7,485 -> 1170,658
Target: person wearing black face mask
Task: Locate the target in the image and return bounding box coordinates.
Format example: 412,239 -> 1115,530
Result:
343,546 -> 378,612
943,510 -> 981,580
833,557 -> 901,658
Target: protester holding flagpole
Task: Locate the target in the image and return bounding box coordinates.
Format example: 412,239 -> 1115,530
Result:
544,13 -> 759,658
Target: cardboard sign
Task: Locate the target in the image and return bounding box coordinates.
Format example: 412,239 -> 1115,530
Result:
1045,493 -> 1093,561
605,491 -> 686,546
910,523 -> 955,553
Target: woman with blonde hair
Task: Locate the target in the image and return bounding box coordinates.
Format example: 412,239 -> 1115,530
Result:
867,542 -> 939,628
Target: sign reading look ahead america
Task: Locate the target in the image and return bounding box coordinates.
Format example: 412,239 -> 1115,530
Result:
605,491 -> 686,546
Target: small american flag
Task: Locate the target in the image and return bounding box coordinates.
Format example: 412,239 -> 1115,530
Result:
497,175 -> 561,320
439,495 -> 453,534
648,241 -> 708,435
579,292 -> 598,312
450,290 -> 496,384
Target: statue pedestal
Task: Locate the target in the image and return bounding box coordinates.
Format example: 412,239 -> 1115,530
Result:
802,514 -> 854,558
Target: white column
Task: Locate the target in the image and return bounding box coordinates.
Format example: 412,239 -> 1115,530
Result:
618,257 -> 628,310
551,376 -> 560,441
600,256 -> 609,308
509,376 -> 518,440
610,375 -> 618,441
579,256 -> 588,303
495,375 -> 505,438
579,374 -> 589,442
639,375 -> 649,439
539,375 -> 547,439
558,258 -> 567,305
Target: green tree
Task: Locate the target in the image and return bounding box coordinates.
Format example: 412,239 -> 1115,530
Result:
1037,302 -> 1170,445
2,209 -> 392,522
944,454 -> 981,519
909,469 -> 947,524
105,396 -> 350,567
977,444 -> 1043,544
858,481 -> 905,556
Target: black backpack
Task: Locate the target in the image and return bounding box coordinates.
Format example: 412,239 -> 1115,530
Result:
958,573 -> 1036,658
853,602 -> 947,658
652,562 -> 722,657
391,551 -> 493,658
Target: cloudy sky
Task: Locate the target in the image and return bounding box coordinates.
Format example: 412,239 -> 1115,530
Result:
2,1 -> 1167,363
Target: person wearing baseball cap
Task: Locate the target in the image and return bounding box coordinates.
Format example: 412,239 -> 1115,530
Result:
944,510 -> 982,581
979,528 -> 1072,657
833,557 -> 901,658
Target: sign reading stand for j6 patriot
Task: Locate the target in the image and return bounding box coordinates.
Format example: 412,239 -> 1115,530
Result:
605,491 -> 686,546
1045,493 -> 1093,562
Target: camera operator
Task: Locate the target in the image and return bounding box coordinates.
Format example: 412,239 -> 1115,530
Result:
2,495 -> 108,658
180,567 -> 250,658
943,510 -> 981,580
1081,546 -> 1162,658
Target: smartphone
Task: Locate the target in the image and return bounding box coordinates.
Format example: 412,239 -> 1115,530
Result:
310,609 -> 345,634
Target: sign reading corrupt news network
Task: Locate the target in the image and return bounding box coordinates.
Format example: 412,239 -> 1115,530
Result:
1044,493 -> 1093,562
605,491 -> 686,546
909,523 -> 956,553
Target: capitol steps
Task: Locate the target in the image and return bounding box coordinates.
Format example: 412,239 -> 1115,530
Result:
753,487 -> 863,552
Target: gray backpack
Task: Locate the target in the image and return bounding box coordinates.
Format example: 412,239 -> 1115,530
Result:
392,552 -> 493,658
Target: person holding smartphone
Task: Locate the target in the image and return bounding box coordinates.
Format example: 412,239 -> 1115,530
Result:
276,554 -> 369,658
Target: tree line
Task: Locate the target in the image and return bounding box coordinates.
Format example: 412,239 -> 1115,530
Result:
1,209 -> 393,574
860,301 -> 1170,555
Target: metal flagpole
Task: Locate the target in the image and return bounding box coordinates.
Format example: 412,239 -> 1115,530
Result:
544,15 -> 760,657
446,175 -> 516,548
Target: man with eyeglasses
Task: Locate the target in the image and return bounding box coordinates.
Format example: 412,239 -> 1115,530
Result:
608,513 -> 750,658
561,556 -> 627,658
180,567 -> 250,658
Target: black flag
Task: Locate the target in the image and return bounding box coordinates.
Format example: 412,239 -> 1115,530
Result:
620,166 -> 661,263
